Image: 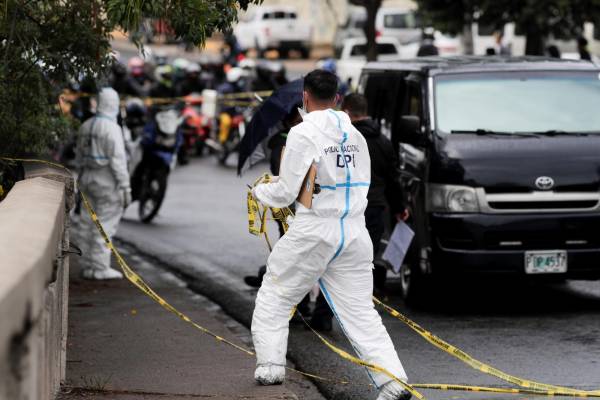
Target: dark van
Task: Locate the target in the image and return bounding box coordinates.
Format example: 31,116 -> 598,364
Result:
359,57 -> 600,301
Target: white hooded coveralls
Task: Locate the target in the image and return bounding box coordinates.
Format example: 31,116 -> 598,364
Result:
252,109 -> 408,387
75,88 -> 130,274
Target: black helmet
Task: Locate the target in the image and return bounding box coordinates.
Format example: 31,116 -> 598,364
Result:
125,98 -> 147,129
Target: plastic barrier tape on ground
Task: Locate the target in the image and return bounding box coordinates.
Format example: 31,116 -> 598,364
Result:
373,298 -> 600,397
7,159 -> 600,398
246,182 -> 600,398
1,158 -> 400,392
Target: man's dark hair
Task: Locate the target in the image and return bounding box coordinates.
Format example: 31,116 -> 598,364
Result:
341,93 -> 368,118
304,69 -> 338,101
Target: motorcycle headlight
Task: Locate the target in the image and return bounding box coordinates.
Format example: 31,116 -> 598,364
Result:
428,184 -> 480,213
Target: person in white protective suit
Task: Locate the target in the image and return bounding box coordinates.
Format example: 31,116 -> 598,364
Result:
75,87 -> 131,280
251,70 -> 411,400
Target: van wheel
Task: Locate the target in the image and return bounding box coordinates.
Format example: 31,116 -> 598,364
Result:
300,47 -> 310,59
400,257 -> 428,306
401,184 -> 432,306
279,48 -> 289,59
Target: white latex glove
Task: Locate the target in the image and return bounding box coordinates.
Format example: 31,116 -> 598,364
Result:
120,187 -> 132,209
252,176 -> 279,204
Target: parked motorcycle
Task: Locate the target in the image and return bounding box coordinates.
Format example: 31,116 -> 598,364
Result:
178,93 -> 211,164
216,107 -> 252,165
130,109 -> 182,223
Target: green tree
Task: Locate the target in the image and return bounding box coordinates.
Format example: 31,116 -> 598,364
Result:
0,0 -> 261,158
415,0 -> 600,55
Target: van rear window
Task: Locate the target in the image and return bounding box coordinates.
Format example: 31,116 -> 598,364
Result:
383,13 -> 419,29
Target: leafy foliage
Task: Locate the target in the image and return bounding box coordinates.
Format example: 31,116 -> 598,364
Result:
415,0 -> 600,54
106,0 -> 261,47
0,0 -> 261,158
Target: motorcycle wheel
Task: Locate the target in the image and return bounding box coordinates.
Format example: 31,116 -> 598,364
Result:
178,147 -> 189,165
195,140 -> 205,156
138,167 -> 168,223
219,128 -> 242,166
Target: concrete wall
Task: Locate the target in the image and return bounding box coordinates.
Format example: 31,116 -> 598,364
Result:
0,164 -> 73,400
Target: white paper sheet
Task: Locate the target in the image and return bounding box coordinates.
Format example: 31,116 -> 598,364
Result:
382,221 -> 415,274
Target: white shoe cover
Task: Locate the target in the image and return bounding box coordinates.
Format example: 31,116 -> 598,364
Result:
81,267 -> 124,280
376,381 -> 412,400
254,364 -> 285,385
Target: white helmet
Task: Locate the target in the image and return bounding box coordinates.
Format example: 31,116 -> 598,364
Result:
238,58 -> 257,70
185,62 -> 201,74
226,67 -> 245,83
155,109 -> 181,136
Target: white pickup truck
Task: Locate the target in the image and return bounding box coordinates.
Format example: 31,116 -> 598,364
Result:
234,6 -> 312,58
336,37 -> 403,89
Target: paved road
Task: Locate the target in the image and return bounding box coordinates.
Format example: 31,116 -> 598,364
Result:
117,156 -> 600,400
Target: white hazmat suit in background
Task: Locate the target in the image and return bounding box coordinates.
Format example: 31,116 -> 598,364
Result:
75,87 -> 131,280
252,109 -> 409,398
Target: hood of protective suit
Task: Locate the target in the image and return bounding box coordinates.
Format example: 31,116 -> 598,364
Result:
302,109 -> 352,140
254,108 -> 371,219
96,87 -> 120,120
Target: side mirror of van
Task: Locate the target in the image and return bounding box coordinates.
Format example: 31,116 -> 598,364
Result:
399,115 -> 425,146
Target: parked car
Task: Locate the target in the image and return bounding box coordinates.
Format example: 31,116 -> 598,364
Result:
399,30 -> 463,58
337,37 -> 403,90
334,6 -> 420,56
359,57 -> 600,303
234,6 -> 312,58
333,6 -> 367,57
375,7 -> 422,44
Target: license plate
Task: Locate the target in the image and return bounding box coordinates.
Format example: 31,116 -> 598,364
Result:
525,250 -> 567,274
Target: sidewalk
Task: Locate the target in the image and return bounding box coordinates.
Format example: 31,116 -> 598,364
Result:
58,246 -> 309,400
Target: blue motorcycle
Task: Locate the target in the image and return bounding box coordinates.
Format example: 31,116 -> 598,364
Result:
131,109 -> 182,223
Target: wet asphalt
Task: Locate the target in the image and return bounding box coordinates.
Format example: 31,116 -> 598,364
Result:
117,156 -> 600,400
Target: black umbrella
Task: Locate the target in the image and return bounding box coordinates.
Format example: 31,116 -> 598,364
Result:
237,78 -> 303,175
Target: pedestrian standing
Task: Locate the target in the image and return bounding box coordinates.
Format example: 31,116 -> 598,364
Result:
417,28 -> 438,57
578,37 -> 592,61
342,93 -> 409,291
251,70 -> 410,400
75,87 -> 131,280
494,30 -> 512,56
244,108 -> 334,331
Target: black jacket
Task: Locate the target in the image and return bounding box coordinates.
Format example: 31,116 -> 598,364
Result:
353,118 -> 405,213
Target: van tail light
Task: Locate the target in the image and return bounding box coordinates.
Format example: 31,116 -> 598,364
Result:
264,27 -> 270,36
376,30 -> 382,38
439,46 -> 458,54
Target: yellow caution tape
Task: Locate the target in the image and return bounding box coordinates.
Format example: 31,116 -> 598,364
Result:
270,206 -> 293,233
247,190 -> 260,236
410,383 -> 594,397
297,312 -> 424,399
6,158 -> 600,398
219,90 -> 273,100
62,89 -> 270,107
246,181 -> 600,398
373,297 -> 600,396
0,158 -> 382,390
79,188 -> 256,356
2,158 -> 255,357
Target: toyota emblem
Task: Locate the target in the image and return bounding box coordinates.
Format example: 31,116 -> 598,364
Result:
535,176 -> 555,190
